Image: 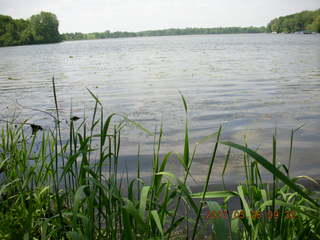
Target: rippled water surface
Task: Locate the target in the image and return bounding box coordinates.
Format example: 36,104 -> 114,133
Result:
0,34 -> 319,182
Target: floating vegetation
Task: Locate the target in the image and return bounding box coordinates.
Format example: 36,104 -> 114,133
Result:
7,77 -> 19,80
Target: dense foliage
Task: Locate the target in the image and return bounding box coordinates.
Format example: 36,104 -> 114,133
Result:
267,9 -> 320,33
61,26 -> 267,41
0,12 -> 61,47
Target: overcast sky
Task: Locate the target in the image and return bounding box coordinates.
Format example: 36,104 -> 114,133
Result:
1,0 -> 319,33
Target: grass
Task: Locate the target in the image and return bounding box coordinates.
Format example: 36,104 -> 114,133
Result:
0,77 -> 319,239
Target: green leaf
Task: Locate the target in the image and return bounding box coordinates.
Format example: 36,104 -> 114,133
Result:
176,153 -> 187,170
222,147 -> 231,178
87,88 -> 102,105
159,152 -> 172,172
258,200 -> 318,215
191,191 -> 238,199
178,92 -> 190,168
0,179 -> 19,196
67,231 -> 85,240
118,114 -> 154,136
237,185 -> 253,227
207,201 -> 228,240
179,92 -> 188,113
73,185 -> 89,212
139,186 -> 150,220
128,178 -> 144,201
60,150 -> 83,179
151,210 -> 164,236
165,217 -> 185,235
123,199 -> 145,226
231,218 -> 239,240
294,175 -> 320,186
101,113 -> 116,146
156,171 -> 178,182
221,141 -> 319,207
122,211 -> 135,239
183,122 -> 189,168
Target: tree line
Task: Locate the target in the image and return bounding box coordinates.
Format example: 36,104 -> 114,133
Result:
0,12 -> 61,47
267,9 -> 320,33
1,9 -> 319,47
61,27 -> 267,41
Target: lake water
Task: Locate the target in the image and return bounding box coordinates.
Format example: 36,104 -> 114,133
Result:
0,34 -> 319,183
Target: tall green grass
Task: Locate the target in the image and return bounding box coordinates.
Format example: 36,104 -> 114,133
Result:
0,78 -> 319,239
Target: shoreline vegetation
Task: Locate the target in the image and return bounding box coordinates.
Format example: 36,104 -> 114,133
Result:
61,26 -> 267,42
1,9 -> 319,47
0,12 -> 61,47
0,78 -> 319,239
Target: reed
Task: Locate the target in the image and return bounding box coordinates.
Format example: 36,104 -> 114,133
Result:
0,78 -> 319,239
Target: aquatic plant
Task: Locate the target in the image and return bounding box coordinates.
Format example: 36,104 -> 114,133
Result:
0,78 -> 319,239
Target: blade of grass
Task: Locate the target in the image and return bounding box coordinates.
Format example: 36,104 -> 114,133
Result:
192,126 -> 222,240
221,141 -> 319,207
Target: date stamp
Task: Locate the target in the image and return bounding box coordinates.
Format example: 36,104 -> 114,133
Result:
206,210 -> 297,220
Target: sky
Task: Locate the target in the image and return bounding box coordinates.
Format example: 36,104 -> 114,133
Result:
1,0 -> 319,33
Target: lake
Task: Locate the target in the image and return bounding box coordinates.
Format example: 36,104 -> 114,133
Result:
0,33 -> 319,183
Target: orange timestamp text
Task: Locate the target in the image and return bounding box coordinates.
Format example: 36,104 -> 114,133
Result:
206,210 -> 297,220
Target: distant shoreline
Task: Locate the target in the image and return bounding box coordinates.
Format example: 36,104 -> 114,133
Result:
62,31 -> 267,42
0,32 -> 268,48
2,32 -> 319,48
60,31 -> 320,43
61,26 -> 267,41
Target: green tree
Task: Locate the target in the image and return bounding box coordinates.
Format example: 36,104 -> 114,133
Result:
267,9 -> 320,33
0,15 -> 19,46
0,12 -> 61,47
308,15 -> 320,32
29,11 -> 61,43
